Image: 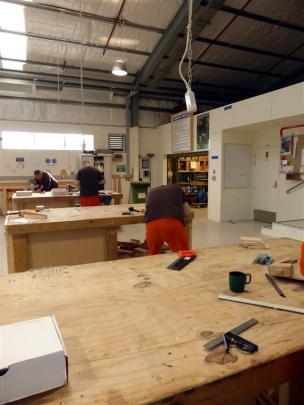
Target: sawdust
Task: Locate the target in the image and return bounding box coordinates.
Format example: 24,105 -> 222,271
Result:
205,350 -> 237,365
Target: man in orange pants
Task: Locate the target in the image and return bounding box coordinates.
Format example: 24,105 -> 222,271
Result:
76,160 -> 104,207
145,184 -> 190,255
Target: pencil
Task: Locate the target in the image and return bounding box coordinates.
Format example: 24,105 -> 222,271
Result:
265,273 -> 286,298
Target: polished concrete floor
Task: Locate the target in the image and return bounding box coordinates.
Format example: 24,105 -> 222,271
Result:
0,209 -> 269,276
278,219 -> 304,229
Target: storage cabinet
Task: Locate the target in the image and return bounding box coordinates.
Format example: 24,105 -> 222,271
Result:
167,152 -> 208,207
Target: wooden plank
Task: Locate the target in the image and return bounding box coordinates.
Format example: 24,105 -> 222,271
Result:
218,294 -> 304,315
12,190 -> 123,210
0,239 -> 303,404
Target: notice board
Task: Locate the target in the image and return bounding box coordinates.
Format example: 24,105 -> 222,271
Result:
224,143 -> 251,189
171,111 -> 193,153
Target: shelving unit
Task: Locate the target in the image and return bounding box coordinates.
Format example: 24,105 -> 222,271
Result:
167,152 -> 208,207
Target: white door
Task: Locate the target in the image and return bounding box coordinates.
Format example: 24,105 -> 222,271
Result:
253,147 -> 279,213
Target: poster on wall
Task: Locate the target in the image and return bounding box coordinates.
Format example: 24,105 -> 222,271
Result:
16,157 -> 25,169
280,135 -> 292,156
171,111 -> 193,153
196,113 -> 209,150
280,127 -> 304,173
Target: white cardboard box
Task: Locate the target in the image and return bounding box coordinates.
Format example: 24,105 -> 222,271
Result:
0,316 -> 68,404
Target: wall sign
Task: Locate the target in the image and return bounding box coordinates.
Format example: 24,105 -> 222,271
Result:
16,157 -> 24,169
142,157 -> 150,170
45,158 -> 58,166
116,164 -> 125,173
171,111 -> 193,153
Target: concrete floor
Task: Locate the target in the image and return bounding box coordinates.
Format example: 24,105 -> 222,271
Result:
0,209 -> 268,276
278,219 -> 304,229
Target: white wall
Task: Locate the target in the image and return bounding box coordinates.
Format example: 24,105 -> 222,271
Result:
0,98 -> 173,204
0,120 -> 126,178
253,125 -> 304,222
208,82 -> 304,222
221,130 -> 254,222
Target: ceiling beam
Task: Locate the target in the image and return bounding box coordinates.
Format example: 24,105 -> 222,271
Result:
193,60 -> 282,77
0,57 -> 255,94
195,36 -> 304,64
164,78 -> 255,94
200,1 -> 304,33
0,67 -> 135,89
0,0 -> 165,34
263,64 -> 304,93
135,0 -> 203,87
0,56 -> 137,78
137,0 -> 225,89
0,28 -> 151,57
0,71 -> 227,106
0,94 -> 175,113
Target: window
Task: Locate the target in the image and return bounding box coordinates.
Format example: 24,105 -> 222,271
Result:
1,131 -> 94,151
2,132 -> 35,150
65,134 -> 94,151
0,3 -> 27,70
108,134 -> 125,151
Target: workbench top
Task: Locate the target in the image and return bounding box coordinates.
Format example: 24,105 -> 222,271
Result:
12,192 -> 79,200
11,190 -> 122,200
1,238 -> 303,404
5,204 -> 146,234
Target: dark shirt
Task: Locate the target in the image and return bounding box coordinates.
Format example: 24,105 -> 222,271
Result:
35,171 -> 58,192
145,184 -> 186,224
76,166 -> 103,197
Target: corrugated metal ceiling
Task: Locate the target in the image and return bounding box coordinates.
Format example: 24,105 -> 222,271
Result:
0,0 -> 303,112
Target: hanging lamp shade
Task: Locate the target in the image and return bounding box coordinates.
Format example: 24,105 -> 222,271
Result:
112,59 -> 128,76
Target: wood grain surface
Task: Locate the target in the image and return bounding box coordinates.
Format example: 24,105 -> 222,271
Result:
1,238 -> 303,404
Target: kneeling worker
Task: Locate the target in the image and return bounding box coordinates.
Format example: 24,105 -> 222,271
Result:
145,184 -> 190,255
76,160 -> 104,207
34,170 -> 58,192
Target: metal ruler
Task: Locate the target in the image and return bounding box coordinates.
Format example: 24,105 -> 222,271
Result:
218,294 -> 304,314
203,318 -> 258,351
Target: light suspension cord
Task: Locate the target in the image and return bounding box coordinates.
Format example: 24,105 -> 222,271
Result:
79,0 -> 85,140
178,0 -> 193,91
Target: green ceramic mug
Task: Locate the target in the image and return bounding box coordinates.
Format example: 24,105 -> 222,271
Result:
229,271 -> 252,293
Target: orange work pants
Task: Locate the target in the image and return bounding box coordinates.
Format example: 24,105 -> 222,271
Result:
146,218 -> 188,255
80,195 -> 101,207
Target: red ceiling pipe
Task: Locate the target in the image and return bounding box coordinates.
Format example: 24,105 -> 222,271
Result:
103,0 -> 127,56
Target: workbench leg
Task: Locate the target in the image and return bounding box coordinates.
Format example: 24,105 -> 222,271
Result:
6,233 -> 28,273
3,189 -> 8,215
185,221 -> 192,249
278,383 -> 289,405
288,369 -> 304,405
106,228 -> 118,261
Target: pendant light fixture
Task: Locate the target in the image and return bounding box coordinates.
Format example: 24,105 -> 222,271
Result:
112,59 -> 128,76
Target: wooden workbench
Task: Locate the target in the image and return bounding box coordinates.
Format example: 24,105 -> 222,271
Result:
11,190 -> 123,210
0,238 -> 303,404
0,180 -> 76,214
5,204 -> 193,273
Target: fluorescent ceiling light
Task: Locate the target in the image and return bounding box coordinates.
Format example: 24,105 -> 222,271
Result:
100,36 -> 139,48
112,60 -> 128,77
0,3 -> 27,70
